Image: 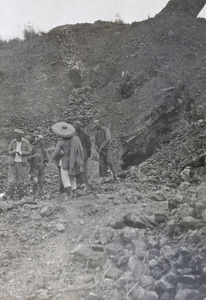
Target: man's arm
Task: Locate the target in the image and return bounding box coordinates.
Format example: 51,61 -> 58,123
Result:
85,133 -> 92,157
94,132 -> 99,152
20,140 -> 32,156
8,141 -> 17,156
100,128 -> 111,150
53,140 -> 63,161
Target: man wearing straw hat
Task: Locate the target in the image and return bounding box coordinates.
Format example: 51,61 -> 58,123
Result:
52,122 -> 84,199
4,129 -> 31,200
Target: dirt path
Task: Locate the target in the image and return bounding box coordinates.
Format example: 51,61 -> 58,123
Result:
0,177 -> 169,300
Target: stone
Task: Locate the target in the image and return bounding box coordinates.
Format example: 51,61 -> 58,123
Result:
159,292 -> 170,300
105,268 -> 122,280
104,243 -> 123,257
124,212 -> 146,229
122,227 -> 140,243
79,219 -> 85,225
91,244 -> 104,252
56,223 -> 65,232
160,245 -> 177,260
201,267 -> 206,278
176,268 -> 192,275
150,193 -> 167,202
132,286 -> 146,300
148,259 -> 162,268
175,289 -> 201,300
137,251 -> 147,261
132,286 -> 158,300
164,271 -> 178,285
99,229 -> 114,244
128,255 -> 150,277
109,215 -> 125,229
37,288 -> 50,300
109,289 -> 123,300
154,279 -> 175,296
199,284 -> 206,294
177,274 -> 199,285
114,248 -> 132,267
140,275 -> 154,288
144,290 -> 158,300
0,204 -> 7,213
70,243 -> 106,268
179,182 -> 190,191
147,239 -> 159,249
194,201 -> 206,218
128,255 -> 141,274
40,204 -> 56,217
201,209 -> 206,222
197,182 -> 206,199
148,248 -> 160,261
172,254 -> 184,269
117,273 -> 135,291
150,266 -> 163,280
178,246 -> 191,256
179,216 -> 197,230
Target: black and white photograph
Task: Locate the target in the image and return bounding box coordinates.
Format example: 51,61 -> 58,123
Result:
1,0 -> 206,299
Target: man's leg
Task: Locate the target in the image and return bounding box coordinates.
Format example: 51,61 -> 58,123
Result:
60,167 -> 72,199
58,166 -> 65,193
32,177 -> 38,199
70,175 -> 77,192
30,169 -> 40,199
38,169 -> 45,199
16,163 -> 26,200
106,149 -> 117,180
39,183 -> 44,199
5,164 -> 16,199
99,153 -> 108,177
80,160 -> 89,185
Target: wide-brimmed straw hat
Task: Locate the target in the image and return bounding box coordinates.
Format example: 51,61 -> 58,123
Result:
14,129 -> 24,135
51,122 -> 75,138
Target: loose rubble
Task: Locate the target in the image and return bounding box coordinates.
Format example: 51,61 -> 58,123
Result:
1,140 -> 206,300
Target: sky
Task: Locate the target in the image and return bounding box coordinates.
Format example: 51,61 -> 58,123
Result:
0,0 -> 206,40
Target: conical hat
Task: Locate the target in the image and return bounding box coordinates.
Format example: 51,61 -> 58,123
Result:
51,122 -> 75,138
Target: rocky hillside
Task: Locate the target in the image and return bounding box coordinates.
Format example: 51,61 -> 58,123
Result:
1,2 -> 206,299
0,4 -> 206,168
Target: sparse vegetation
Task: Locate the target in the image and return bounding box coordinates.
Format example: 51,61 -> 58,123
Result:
114,13 -> 124,24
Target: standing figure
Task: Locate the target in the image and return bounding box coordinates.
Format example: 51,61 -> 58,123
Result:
4,129 -> 31,200
54,138 -> 66,194
73,120 -> 91,186
93,120 -> 117,180
52,122 -> 84,199
29,131 -> 48,200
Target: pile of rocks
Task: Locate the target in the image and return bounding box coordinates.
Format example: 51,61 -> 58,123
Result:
68,172 -> 206,299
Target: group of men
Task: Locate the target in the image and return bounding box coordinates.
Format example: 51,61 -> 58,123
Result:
3,120 -> 117,201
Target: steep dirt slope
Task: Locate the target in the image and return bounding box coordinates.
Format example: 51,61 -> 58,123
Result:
0,12 -> 206,168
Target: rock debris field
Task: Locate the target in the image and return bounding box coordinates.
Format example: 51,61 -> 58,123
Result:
1,139 -> 206,300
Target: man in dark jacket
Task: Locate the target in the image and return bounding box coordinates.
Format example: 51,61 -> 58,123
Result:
4,129 -> 31,200
52,122 -> 84,199
29,132 -> 48,200
93,120 -> 117,180
73,121 -> 91,186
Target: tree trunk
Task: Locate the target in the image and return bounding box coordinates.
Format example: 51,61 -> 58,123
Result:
160,0 -> 206,18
